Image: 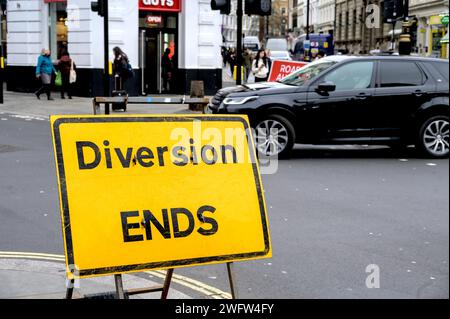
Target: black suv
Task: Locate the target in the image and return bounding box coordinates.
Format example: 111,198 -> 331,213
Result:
206,56 -> 449,158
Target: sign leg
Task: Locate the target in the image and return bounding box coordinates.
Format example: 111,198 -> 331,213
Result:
161,269 -> 174,299
227,262 -> 239,299
115,274 -> 126,299
65,279 -> 75,300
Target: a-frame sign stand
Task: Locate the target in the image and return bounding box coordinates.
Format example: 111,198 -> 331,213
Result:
66,263 -> 237,299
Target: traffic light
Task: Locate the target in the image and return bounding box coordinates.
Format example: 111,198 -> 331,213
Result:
245,0 -> 272,16
383,0 -> 404,23
211,0 -> 231,15
91,0 -> 106,17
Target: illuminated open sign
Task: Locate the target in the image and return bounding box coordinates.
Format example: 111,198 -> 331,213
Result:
146,15 -> 163,27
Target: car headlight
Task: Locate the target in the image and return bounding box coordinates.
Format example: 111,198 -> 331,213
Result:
223,96 -> 259,105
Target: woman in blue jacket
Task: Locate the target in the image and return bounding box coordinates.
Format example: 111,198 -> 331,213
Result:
35,49 -> 56,100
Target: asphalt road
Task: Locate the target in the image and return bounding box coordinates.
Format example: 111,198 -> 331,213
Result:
0,113 -> 448,299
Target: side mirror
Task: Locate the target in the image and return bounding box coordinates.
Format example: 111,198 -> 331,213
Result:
317,81 -> 336,93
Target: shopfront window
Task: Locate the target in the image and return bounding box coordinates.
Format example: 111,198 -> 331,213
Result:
429,15 -> 448,58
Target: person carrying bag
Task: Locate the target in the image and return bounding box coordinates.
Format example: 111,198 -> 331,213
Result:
58,50 -> 76,99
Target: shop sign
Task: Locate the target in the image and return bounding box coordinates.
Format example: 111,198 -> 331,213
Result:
430,15 -> 443,25
139,0 -> 182,13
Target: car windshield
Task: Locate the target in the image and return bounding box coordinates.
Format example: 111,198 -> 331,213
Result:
279,60 -> 337,86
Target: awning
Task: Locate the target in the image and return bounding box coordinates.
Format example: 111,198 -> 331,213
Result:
441,31 -> 449,44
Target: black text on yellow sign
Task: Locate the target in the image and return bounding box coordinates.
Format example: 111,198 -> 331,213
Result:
51,116 -> 271,279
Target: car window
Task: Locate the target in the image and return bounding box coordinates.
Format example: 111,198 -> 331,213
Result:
323,61 -> 375,90
279,60 -> 336,86
430,62 -> 449,82
379,61 -> 424,87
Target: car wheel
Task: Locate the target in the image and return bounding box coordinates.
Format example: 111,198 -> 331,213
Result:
417,115 -> 449,158
254,114 -> 295,158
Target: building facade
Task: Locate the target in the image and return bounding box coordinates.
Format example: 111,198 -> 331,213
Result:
317,0 -> 335,34
334,0 -> 449,57
334,0 -> 394,54
221,0 -> 260,47
288,0 -> 321,36
409,0 -> 448,58
269,0 -> 289,37
6,0 -> 223,97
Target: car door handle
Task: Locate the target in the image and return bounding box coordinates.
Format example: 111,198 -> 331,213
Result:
355,93 -> 372,100
413,90 -> 426,97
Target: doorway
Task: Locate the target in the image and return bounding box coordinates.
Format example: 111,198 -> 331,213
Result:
139,14 -> 177,95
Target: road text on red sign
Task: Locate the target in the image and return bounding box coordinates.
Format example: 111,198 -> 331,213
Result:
268,60 -> 309,82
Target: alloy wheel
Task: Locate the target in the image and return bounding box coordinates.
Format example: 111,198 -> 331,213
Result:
423,119 -> 449,157
255,120 -> 289,156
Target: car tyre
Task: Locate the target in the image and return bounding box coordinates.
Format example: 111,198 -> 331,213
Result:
254,114 -> 296,158
416,115 -> 449,159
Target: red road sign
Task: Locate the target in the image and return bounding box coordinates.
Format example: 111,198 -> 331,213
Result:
268,60 -> 308,82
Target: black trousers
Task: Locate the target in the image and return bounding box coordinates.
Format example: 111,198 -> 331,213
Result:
61,74 -> 72,98
36,84 -> 51,99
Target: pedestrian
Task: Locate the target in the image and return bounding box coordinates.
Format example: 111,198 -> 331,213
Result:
35,49 -> 57,100
112,47 -> 132,90
161,48 -> 173,93
228,47 -> 237,76
243,48 -> 253,83
221,46 -> 228,67
58,50 -> 76,99
252,49 -> 269,82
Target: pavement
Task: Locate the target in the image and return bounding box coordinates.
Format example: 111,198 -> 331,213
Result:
0,90 -> 204,299
0,90 -> 199,118
0,258 -> 191,299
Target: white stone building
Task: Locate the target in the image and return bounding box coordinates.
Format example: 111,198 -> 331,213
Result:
317,0 -> 335,34
6,0 -> 224,96
288,0 -> 321,36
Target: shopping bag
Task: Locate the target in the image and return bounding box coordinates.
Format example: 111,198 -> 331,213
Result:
55,71 -> 62,87
69,59 -> 77,83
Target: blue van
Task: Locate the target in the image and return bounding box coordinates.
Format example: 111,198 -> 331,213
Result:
293,34 -> 334,61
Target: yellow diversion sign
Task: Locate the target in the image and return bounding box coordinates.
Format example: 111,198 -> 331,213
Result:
50,115 -> 271,278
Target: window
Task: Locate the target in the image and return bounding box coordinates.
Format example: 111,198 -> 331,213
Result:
280,60 -> 336,86
429,62 -> 449,82
323,61 -> 375,90
379,61 -> 425,87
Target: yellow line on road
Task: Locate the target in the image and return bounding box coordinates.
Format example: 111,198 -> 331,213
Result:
0,251 -> 65,259
0,252 -> 231,299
